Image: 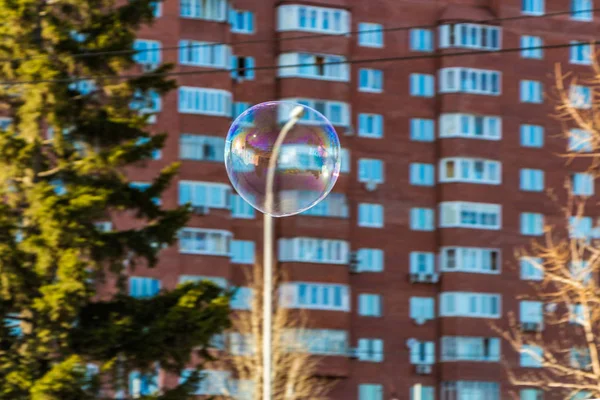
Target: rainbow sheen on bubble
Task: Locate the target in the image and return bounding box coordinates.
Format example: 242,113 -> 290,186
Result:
224,101 -> 341,217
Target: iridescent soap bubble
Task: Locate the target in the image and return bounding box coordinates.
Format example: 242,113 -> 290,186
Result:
224,101 -> 341,217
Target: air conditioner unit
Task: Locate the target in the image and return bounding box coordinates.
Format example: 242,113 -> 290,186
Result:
192,206 -> 209,215
424,273 -> 439,283
349,264 -> 360,274
364,181 -> 378,192
348,252 -> 360,274
415,364 -> 432,375
521,322 -> 543,332
142,63 -> 158,72
409,273 -> 424,283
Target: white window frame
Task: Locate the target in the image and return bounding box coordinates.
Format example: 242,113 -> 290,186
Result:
179,228 -> 232,256
357,248 -> 385,272
570,41 -> 593,64
520,80 -> 543,103
410,297 -> 435,324
521,35 -> 543,59
439,67 -> 501,95
230,9 -> 254,34
519,169 -> 545,192
178,40 -> 230,68
439,158 -> 501,184
569,129 -> 593,152
570,84 -> 592,109
180,0 -> 227,21
278,237 -> 349,264
180,134 -> 225,162
409,340 -> 436,365
520,257 -> 544,281
520,345 -> 543,368
358,203 -> 384,228
410,208 -> 435,231
520,212 -> 544,236
230,240 -> 255,264
522,0 -> 545,15
571,0 -> 593,20
178,181 -> 231,209
520,300 -> 543,324
410,73 -> 435,97
520,124 -> 544,147
441,336 -> 501,362
277,5 -> 350,35
357,338 -> 384,362
439,202 -> 502,230
178,87 -> 232,116
410,163 -> 435,186
359,68 -> 384,93
278,53 -> 349,82
440,292 -> 502,318
410,252 -> 435,274
410,28 -> 433,52
572,172 -> 595,196
438,24 -> 501,51
280,98 -> 350,126
358,22 -> 384,48
410,118 -> 435,141
358,294 -> 382,317
279,282 -> 351,312
358,113 -> 384,138
358,158 -> 384,183
439,113 -> 502,140
133,39 -> 161,66
440,247 -> 501,274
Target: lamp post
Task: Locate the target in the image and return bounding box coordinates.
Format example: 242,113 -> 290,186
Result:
262,106 -> 304,400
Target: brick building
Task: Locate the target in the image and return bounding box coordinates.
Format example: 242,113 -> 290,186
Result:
123,0 -> 600,398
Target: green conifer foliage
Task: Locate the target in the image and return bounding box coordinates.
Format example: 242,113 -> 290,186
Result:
0,1 -> 231,398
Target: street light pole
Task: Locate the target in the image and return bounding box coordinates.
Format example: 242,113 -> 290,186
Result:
262,106 -> 304,400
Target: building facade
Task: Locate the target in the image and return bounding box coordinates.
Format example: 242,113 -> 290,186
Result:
125,0 -> 599,398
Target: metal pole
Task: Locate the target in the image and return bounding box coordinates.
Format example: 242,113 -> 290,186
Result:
262,106 -> 304,400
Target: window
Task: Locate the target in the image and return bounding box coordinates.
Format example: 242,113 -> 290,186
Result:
279,282 -> 350,311
410,208 -> 435,231
439,158 -> 501,184
151,1 -> 161,17
410,163 -> 435,186
520,80 -> 543,103
282,329 -> 348,355
129,370 -> 159,396
572,0 -> 593,20
572,172 -> 594,195
411,386 -> 435,400
69,79 -> 96,95
570,216 -> 594,239
441,336 -> 500,362
441,382 -> 500,400
521,257 -> 543,281
440,292 -> 501,318
359,384 -> 383,400
410,73 -> 435,97
570,304 -> 586,325
357,338 -> 384,362
278,53 -> 349,81
409,340 -> 435,364
129,277 -> 161,298
229,333 -> 254,356
520,169 -> 545,191
179,228 -> 231,255
130,181 -> 160,205
410,29 -> 433,52
180,369 -> 230,395
439,24 -> 501,50
521,345 -> 543,368
570,41 -> 592,64
277,5 -> 350,35
231,56 -> 255,80
569,129 -> 593,152
358,23 -> 384,47
231,240 -> 255,264
410,297 -> 435,324
178,40 -> 229,68
521,35 -> 543,58
410,252 -> 435,274
520,124 -> 544,147
130,90 -> 161,123
439,113 -> 501,140
180,0 -> 227,21
440,202 -> 501,230
133,39 -> 161,66
136,137 -> 161,160
571,347 -> 592,370
358,294 -> 382,317
410,118 -> 435,141
520,301 -> 543,324
180,134 -> 225,162
520,213 -> 544,236
281,98 -> 350,126
358,158 -> 384,183
357,249 -> 384,272
231,287 -> 253,310
278,238 -> 349,264
230,10 -> 254,33
440,247 -> 500,274
439,68 -> 501,95
358,114 -> 383,138
521,389 -> 544,400
522,0 -> 545,14
178,87 -> 232,116
299,192 -> 349,218
179,181 -> 230,209
570,85 -> 592,109
0,118 -> 11,131
358,203 -> 384,228
359,69 -> 383,92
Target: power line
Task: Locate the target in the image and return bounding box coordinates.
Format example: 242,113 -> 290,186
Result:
0,7 -> 597,64
0,40 -> 596,86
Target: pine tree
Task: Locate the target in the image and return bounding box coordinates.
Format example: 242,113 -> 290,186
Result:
0,1 -> 231,398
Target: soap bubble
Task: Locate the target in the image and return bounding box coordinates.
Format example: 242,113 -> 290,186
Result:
224,101 -> 341,217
